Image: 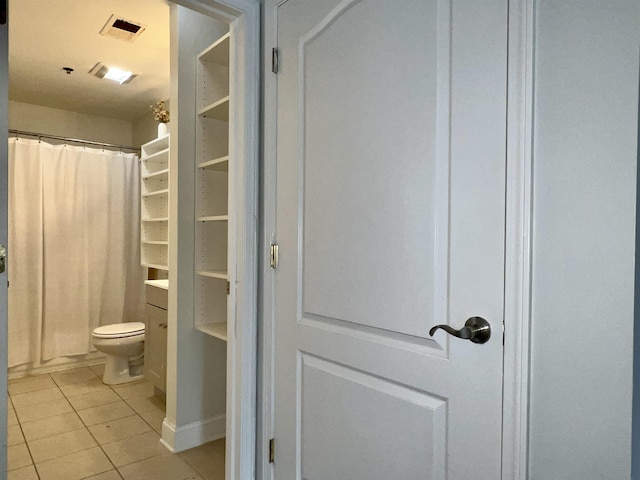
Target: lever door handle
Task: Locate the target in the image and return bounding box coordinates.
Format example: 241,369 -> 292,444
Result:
429,316 -> 491,344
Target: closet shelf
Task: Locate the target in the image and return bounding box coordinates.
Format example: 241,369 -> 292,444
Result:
198,33 -> 230,65
142,148 -> 169,163
140,133 -> 170,272
145,279 -> 169,290
194,32 -> 231,341
197,215 -> 228,222
196,270 -> 228,280
197,156 -> 229,171
198,96 -> 229,121
143,168 -> 169,180
142,189 -> 169,198
196,322 -> 228,341
141,135 -> 170,157
142,262 -> 169,271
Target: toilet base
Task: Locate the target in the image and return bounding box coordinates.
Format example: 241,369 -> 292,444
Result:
102,353 -> 145,385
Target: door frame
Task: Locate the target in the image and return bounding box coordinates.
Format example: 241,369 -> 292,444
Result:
259,0 -> 535,478
168,0 -> 260,479
0,4 -> 8,474
501,0 -> 534,478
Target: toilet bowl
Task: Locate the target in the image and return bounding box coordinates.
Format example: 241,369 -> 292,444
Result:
91,322 -> 145,385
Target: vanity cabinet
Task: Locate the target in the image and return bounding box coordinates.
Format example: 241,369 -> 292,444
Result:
140,134 -> 170,270
145,282 -> 168,394
194,32 -> 230,341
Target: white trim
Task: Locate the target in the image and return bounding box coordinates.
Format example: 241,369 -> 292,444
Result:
161,415 -> 227,453
168,1 -> 259,479
502,0 -> 534,478
259,2 -> 279,479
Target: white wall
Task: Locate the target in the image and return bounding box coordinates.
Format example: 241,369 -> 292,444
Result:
133,112 -> 159,148
133,99 -> 171,148
9,101 -> 133,146
529,1 -> 639,478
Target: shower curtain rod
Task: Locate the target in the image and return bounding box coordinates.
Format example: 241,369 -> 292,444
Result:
8,129 -> 140,152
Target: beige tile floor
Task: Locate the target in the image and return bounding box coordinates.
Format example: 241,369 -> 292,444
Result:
7,365 -> 225,480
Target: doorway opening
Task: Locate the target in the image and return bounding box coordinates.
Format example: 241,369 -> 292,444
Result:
3,0 -> 259,478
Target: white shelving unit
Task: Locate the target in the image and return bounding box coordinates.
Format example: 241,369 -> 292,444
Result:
195,31 -> 230,341
140,134 -> 170,271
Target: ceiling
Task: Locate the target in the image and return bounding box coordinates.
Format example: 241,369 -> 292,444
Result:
9,0 -> 171,121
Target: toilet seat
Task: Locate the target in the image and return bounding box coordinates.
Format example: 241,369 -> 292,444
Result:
92,322 -> 145,339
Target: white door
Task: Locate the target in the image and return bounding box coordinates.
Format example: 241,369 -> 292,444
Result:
272,0 -> 508,478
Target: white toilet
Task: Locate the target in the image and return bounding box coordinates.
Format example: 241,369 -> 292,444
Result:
91,322 -> 145,385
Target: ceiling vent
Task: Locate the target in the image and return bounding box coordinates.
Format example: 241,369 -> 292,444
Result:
100,14 -> 146,43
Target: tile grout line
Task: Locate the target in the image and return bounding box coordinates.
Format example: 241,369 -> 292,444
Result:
63,375 -> 167,478
9,376 -> 48,480
54,371 -> 126,479
178,451 -> 211,480
121,395 -> 164,436
110,382 -> 221,479
10,372 -> 152,477
8,368 -> 215,480
12,368 -> 121,479
110,382 -> 168,477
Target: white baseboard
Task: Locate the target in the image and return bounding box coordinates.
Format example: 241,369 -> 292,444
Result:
160,414 -> 226,453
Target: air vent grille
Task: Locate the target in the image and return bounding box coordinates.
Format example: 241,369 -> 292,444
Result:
100,14 -> 146,43
113,19 -> 141,34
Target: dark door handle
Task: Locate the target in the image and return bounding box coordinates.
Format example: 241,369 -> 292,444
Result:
429,316 -> 491,344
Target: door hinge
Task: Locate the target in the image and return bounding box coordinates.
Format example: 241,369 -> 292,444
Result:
269,438 -> 275,463
272,47 -> 279,74
0,245 -> 6,274
226,281 -> 230,295
270,243 -> 279,269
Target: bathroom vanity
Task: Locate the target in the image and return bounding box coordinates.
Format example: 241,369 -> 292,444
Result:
144,279 -> 168,396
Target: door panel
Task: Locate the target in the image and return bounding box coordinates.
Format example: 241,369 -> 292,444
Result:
273,0 -> 507,477
300,354 -> 446,480
301,0 -> 445,338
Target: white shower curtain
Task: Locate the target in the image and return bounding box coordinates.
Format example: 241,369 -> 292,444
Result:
8,137 -> 145,367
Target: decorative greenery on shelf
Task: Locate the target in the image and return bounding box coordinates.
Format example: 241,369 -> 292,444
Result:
150,100 -> 170,123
